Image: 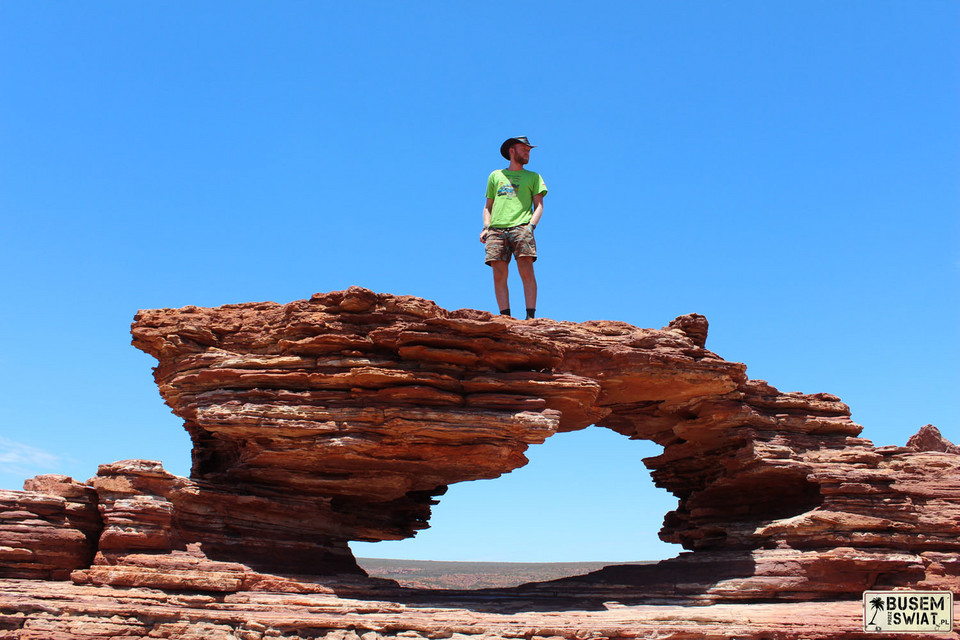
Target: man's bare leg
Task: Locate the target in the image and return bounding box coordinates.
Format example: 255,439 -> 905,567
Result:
491,260 -> 511,314
516,256 -> 537,317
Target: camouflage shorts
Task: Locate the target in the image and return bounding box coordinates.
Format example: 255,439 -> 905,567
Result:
483,224 -> 538,265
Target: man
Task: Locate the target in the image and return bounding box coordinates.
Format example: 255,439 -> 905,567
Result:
479,136 -> 547,319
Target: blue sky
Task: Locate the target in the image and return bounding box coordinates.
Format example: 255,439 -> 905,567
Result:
1,2 -> 957,563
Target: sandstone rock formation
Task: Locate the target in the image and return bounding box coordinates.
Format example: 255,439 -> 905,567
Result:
120,287 -> 960,598
0,475 -> 100,581
908,424 -> 960,454
1,287 -> 958,639
2,578 -> 931,640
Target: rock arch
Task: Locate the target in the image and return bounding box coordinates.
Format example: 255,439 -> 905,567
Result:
45,288 -> 960,600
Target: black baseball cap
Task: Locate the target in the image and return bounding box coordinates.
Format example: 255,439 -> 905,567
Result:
500,136 -> 536,160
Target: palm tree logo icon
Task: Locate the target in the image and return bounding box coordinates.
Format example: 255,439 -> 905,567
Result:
867,596 -> 884,628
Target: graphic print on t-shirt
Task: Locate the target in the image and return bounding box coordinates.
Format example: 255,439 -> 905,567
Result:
496,179 -> 518,198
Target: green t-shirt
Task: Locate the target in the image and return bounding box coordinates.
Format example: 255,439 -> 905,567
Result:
485,169 -> 548,228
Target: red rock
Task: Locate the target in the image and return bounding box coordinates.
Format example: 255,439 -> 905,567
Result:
85,458 -> 363,577
2,288 -> 959,623
116,287 -> 960,599
1,577 -> 958,640
907,423 -> 960,453
0,476 -> 100,580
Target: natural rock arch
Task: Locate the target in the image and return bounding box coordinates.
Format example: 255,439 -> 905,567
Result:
12,287 -> 954,602
130,287 -> 807,554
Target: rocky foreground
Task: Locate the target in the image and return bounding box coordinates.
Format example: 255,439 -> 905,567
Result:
2,288 -> 958,638
5,578 -> 948,640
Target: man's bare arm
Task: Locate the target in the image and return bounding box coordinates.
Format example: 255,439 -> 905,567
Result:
480,198 -> 494,242
530,193 -> 544,227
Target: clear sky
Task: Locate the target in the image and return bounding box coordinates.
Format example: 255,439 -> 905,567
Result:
1,2 -> 957,563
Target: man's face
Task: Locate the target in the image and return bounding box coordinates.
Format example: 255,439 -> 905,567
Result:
511,143 -> 532,164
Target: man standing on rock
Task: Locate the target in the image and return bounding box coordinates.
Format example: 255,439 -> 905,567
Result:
479,136 -> 548,319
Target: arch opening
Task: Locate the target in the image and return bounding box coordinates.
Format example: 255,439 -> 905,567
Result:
351,426 -> 680,587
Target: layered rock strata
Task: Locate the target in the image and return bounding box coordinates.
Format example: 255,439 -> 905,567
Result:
10,578 -> 955,640
1,287 -> 958,608
81,458 -> 360,579
0,475 -> 100,580
4,565 -> 958,640
123,287 -> 960,598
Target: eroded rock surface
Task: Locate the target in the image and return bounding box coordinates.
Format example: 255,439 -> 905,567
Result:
10,578 -> 953,640
2,288 -> 959,625
0,475 -> 100,580
127,289 -> 817,551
